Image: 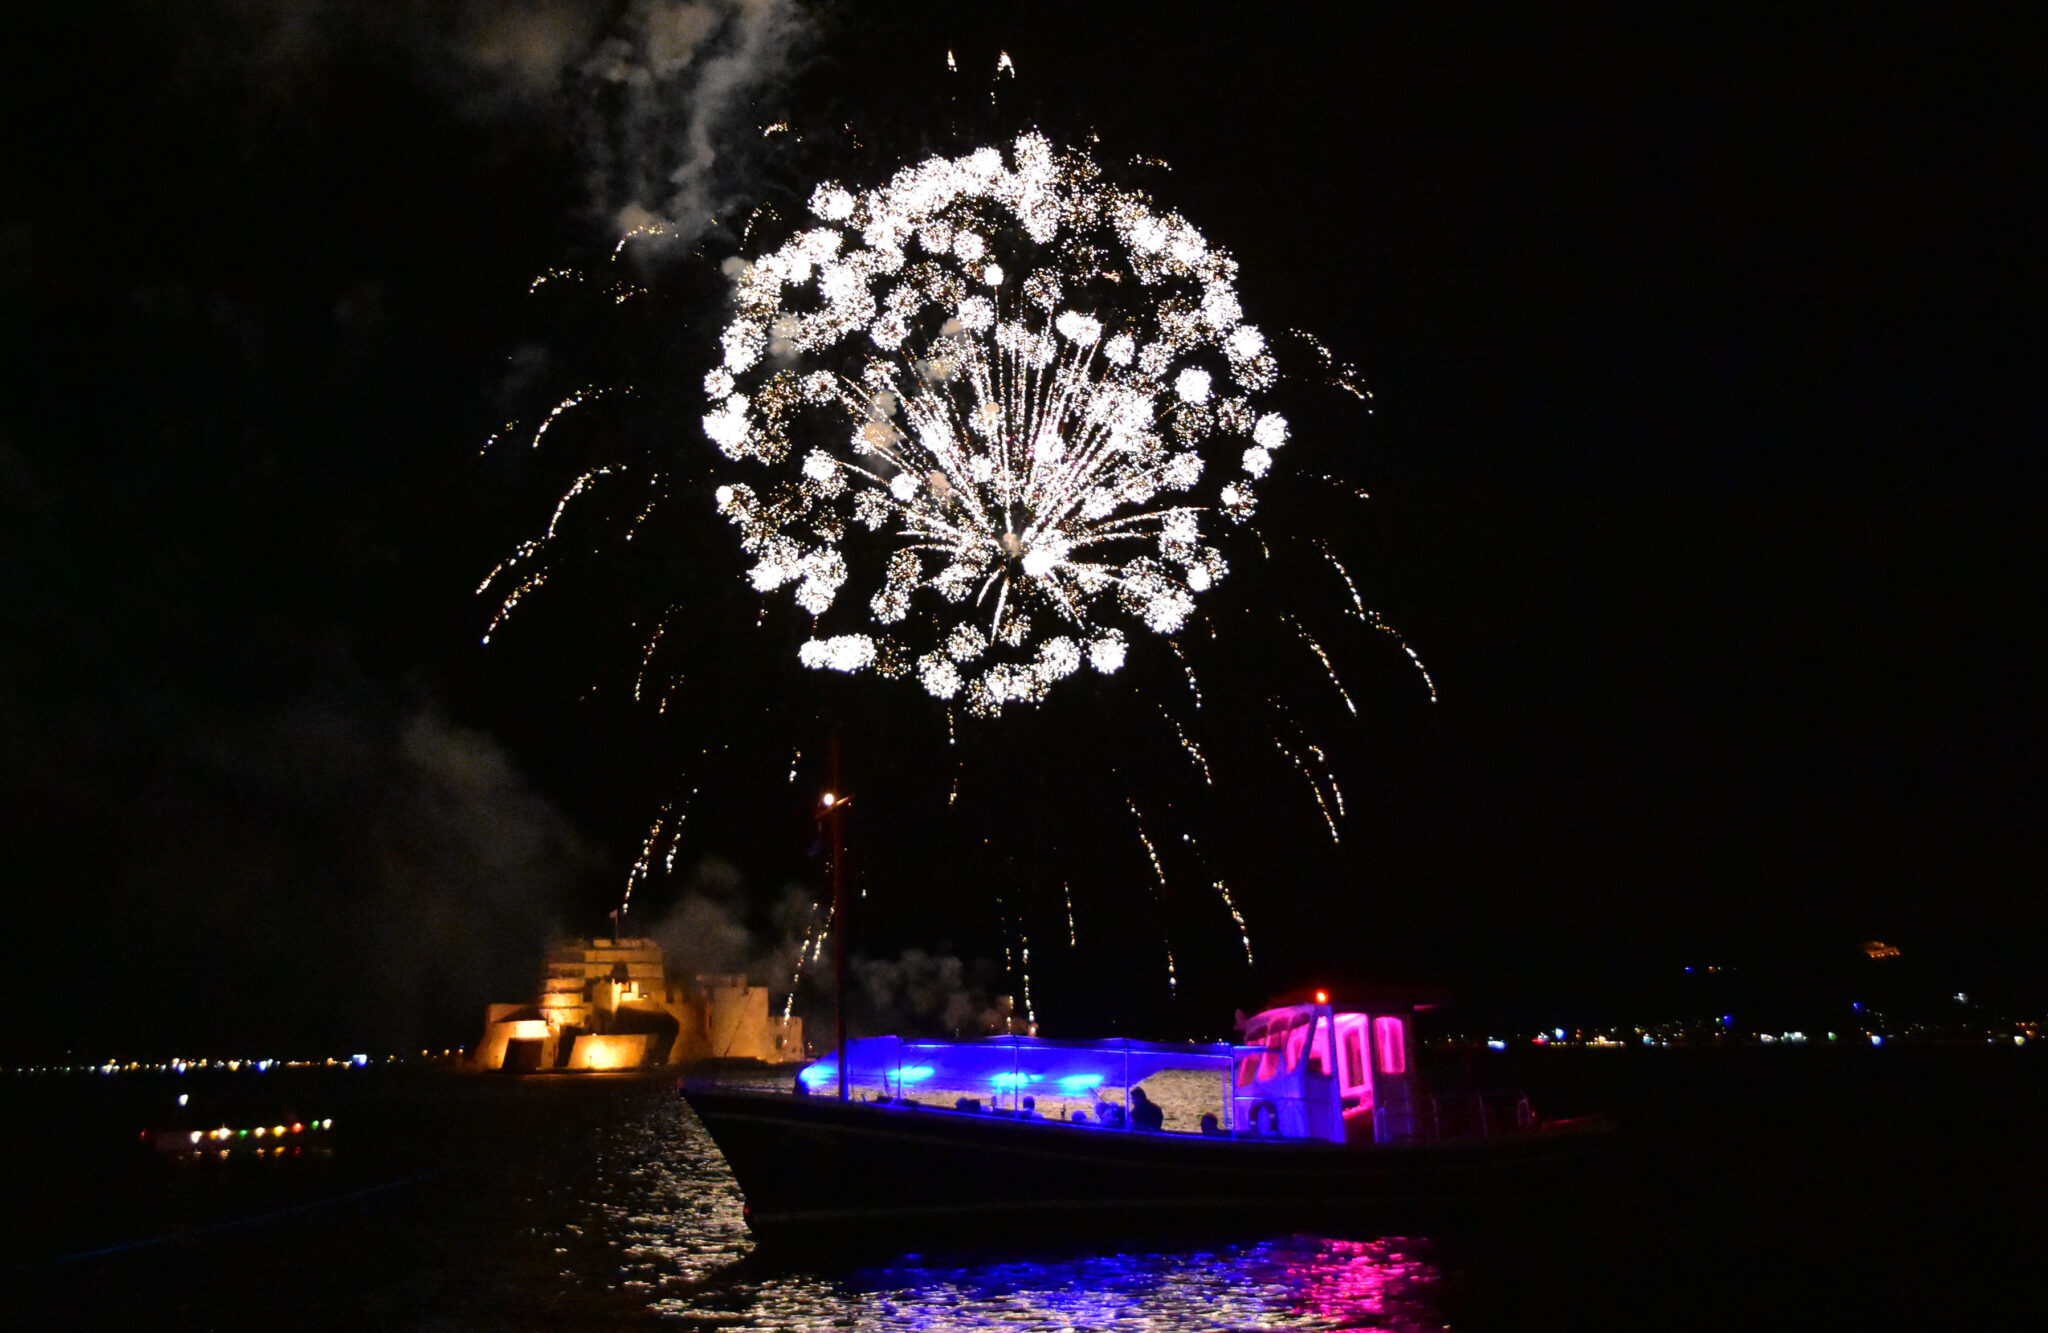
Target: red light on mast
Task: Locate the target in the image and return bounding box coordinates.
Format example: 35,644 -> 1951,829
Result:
1314,990 -> 1329,1005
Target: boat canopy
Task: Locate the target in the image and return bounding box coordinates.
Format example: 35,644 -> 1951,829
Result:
798,1034 -> 1253,1104
795,1001 -> 1419,1143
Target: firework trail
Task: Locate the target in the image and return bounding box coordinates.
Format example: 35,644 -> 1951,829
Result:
1319,541 -> 1438,704
1274,736 -> 1341,845
1284,613 -> 1357,716
1166,638 -> 1204,707
1159,704 -> 1213,785
1127,797 -> 1178,993
1308,744 -> 1346,818
635,607 -> 681,702
621,804 -> 670,920
784,899 -> 822,1022
1216,879 -> 1254,966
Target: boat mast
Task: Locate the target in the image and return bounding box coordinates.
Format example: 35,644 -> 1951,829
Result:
829,731 -> 849,1103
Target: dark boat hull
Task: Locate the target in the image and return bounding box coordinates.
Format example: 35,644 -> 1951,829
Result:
682,1085 -> 1615,1249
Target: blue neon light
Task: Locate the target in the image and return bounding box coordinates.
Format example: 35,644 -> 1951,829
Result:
796,1035 -> 1255,1113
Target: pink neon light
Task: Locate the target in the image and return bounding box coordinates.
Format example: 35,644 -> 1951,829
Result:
1374,1017 -> 1407,1075
1284,1022 -> 1309,1074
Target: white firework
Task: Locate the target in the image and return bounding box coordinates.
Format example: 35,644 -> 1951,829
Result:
706,133 -> 1290,716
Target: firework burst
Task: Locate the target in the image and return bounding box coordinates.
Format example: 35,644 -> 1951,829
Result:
703,133 -> 1291,717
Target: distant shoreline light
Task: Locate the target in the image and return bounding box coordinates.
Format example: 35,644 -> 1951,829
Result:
6,1050 -> 464,1076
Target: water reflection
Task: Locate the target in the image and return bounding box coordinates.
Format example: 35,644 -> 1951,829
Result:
817,1236 -> 1440,1331
574,1077 -> 1443,1330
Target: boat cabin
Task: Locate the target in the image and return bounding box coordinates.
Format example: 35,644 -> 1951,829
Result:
793,997 -> 1420,1145
1233,998 -> 1421,1144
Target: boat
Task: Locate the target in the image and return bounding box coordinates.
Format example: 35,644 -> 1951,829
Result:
681,992 -> 1613,1248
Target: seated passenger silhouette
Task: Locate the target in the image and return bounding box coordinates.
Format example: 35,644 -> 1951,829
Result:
1199,1112 -> 1224,1136
1129,1087 -> 1165,1131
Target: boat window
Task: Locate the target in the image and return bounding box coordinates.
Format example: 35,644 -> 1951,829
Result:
1304,1016 -> 1331,1076
1374,1016 -> 1407,1075
1257,1020 -> 1289,1080
1342,1028 -> 1365,1087
1284,1019 -> 1310,1074
1236,1055 -> 1259,1087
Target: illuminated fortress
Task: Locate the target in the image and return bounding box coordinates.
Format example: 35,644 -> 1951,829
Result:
473,938 -> 804,1072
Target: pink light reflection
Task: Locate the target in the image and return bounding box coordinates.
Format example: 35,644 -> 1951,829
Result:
1255,1234 -> 1440,1331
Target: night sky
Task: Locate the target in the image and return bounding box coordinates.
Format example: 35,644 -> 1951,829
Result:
5,4 -> 2040,1060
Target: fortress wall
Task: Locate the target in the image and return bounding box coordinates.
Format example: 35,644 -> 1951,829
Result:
767,1015 -> 804,1063
566,1033 -> 650,1071
704,982 -> 776,1061
474,1017 -> 552,1070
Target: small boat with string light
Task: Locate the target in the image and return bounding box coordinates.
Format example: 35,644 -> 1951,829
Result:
680,989 -> 1613,1248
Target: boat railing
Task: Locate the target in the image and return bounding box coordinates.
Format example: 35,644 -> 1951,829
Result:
1379,1092 -> 1539,1142
1228,1092 -> 1321,1140
800,1034 -> 1256,1128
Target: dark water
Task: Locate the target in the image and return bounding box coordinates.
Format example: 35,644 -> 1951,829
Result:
8,1048 -> 2044,1329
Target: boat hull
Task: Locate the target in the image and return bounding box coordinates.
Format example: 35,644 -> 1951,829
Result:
681,1085 -> 1614,1249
